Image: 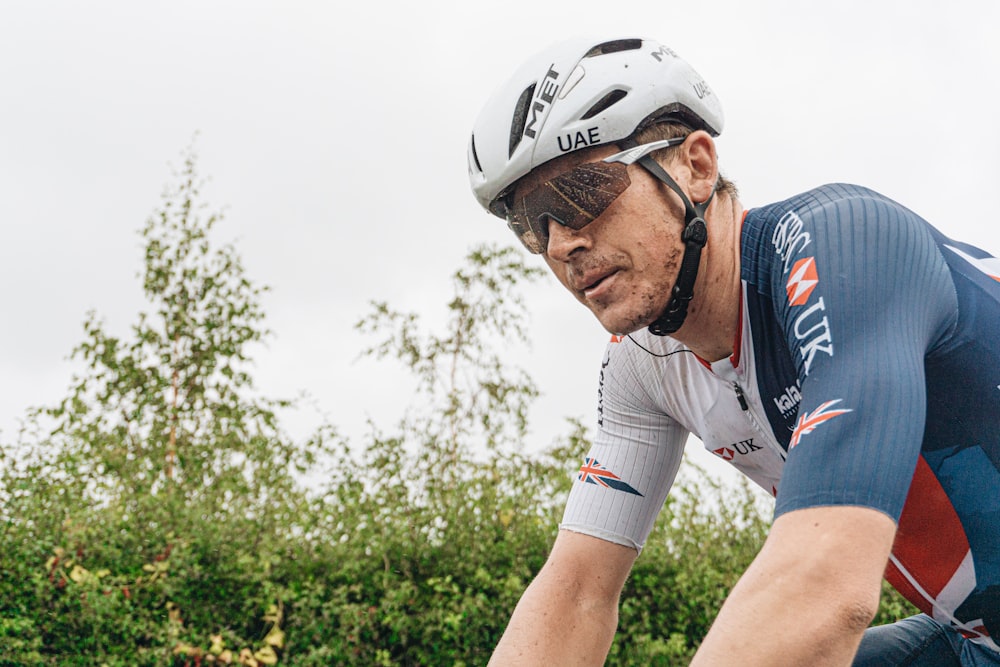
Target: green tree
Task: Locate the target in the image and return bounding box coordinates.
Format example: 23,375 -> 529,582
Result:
0,143 -> 334,665
285,245 -> 575,665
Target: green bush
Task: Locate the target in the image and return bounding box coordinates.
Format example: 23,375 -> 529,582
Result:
0,147 -> 915,666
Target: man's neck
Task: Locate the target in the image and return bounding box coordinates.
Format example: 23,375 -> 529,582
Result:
668,196 -> 744,363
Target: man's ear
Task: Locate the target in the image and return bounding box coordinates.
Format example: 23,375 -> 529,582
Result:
683,131 -> 720,204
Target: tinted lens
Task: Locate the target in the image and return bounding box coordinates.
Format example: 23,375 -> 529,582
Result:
509,161 -> 631,253
506,216 -> 546,254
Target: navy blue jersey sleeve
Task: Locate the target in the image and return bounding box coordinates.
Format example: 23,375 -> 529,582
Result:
765,184 -> 958,520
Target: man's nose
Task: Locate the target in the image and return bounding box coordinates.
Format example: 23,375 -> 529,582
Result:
545,218 -> 590,260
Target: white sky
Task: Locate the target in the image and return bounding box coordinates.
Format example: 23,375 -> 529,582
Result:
2,1 -> 999,483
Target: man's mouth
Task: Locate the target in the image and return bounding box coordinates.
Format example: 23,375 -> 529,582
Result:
579,269 -> 619,297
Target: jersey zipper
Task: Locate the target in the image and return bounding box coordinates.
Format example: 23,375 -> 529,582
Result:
732,381 -> 786,461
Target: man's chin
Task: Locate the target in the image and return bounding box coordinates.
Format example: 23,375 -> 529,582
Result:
592,308 -> 656,337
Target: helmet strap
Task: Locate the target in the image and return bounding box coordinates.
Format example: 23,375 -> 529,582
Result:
621,143 -> 713,336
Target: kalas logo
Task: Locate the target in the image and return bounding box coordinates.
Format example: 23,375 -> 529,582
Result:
774,382 -> 803,418
786,256 -> 819,307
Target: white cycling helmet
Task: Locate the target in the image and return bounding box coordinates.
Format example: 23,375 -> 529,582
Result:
468,36 -> 724,218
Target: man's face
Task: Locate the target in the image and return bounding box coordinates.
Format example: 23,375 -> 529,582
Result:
513,144 -> 687,335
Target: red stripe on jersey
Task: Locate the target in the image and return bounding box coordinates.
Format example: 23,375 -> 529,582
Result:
885,456 -> 970,607
730,288 -> 745,368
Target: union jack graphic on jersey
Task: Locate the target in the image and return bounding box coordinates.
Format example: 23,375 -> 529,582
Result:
577,458 -> 643,496
946,245 -> 1000,283
790,399 -> 852,449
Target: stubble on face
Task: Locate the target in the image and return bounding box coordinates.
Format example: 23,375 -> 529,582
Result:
610,242 -> 683,335
547,228 -> 683,336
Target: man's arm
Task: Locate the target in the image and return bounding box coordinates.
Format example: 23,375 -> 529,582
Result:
691,504 -> 896,666
488,529 -> 638,666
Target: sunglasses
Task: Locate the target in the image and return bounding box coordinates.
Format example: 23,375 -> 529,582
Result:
495,138 -> 687,254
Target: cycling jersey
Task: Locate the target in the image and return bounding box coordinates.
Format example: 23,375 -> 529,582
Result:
561,183 -> 1000,649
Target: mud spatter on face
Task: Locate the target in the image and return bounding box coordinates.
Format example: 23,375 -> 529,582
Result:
616,245 -> 684,334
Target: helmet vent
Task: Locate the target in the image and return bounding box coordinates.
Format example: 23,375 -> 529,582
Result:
581,89 -> 628,120
584,39 -> 642,58
643,103 -> 719,137
508,83 -> 536,157
470,136 -> 483,173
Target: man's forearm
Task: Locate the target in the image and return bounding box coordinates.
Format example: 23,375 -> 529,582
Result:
489,530 -> 637,666
488,574 -> 619,666
690,568 -> 873,666
690,505 -> 895,667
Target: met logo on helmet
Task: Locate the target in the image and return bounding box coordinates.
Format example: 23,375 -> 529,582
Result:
523,64 -> 560,140
650,45 -> 678,61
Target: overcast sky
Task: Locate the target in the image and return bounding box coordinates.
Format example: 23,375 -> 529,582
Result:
2,1 -> 999,482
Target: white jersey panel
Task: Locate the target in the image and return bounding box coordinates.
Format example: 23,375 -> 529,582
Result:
560,295 -> 786,551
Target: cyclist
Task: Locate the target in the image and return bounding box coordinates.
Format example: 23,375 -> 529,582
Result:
467,36 -> 1000,666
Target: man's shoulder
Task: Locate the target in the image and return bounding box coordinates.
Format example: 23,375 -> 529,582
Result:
746,183 -> 892,225
740,183 -> 936,281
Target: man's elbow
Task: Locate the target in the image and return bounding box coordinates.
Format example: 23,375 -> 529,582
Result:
834,591 -> 880,635
765,506 -> 895,636
785,565 -> 883,648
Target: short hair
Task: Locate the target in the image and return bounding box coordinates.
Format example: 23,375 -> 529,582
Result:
632,122 -> 739,202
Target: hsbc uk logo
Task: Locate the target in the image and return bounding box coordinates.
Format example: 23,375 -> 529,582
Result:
793,298 -> 833,375
713,438 -> 761,461
772,210 -> 835,375
772,210 -> 812,273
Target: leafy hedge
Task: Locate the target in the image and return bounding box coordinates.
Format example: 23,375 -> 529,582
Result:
0,148 -> 914,666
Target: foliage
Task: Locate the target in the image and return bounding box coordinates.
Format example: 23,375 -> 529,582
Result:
0,147 -> 915,666
610,468 -> 770,665
0,144 -> 334,666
